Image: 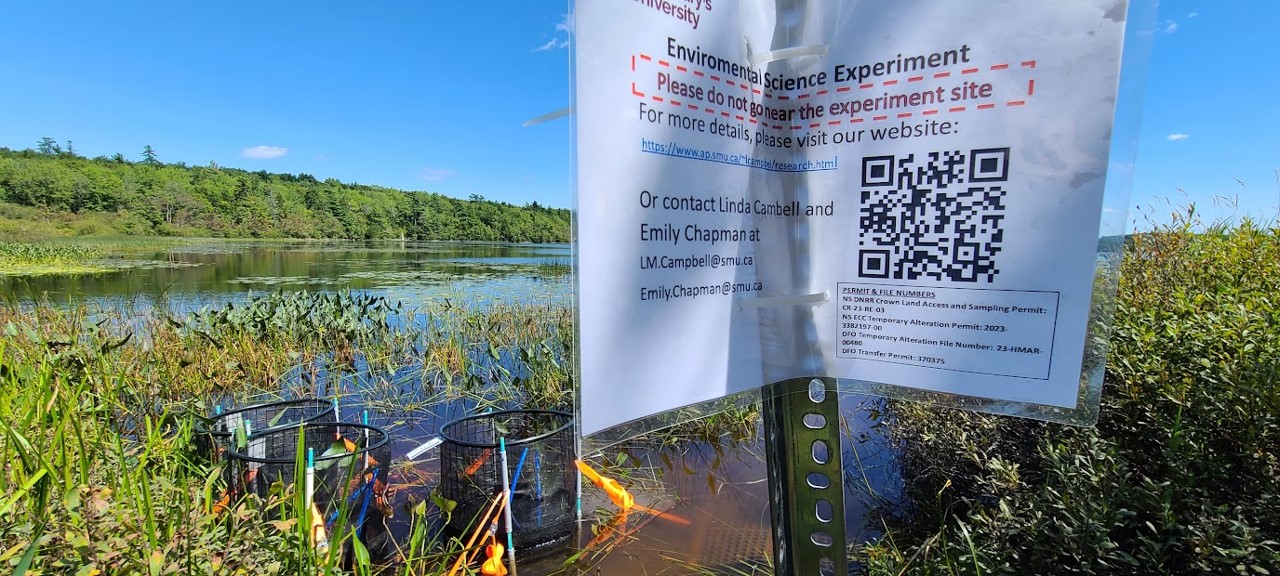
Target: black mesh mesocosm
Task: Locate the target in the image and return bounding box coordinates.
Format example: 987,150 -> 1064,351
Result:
439,410 -> 575,554
193,398 -> 335,463
223,422 -> 391,537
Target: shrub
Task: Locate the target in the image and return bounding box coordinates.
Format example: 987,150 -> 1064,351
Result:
863,216 -> 1280,575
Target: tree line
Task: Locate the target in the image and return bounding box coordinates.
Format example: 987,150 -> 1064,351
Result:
0,140 -> 570,242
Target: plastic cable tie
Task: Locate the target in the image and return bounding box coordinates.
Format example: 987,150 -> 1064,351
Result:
738,290 -> 829,309
405,436 -> 444,461
747,44 -> 829,67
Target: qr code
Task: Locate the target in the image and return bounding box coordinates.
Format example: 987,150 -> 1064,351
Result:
857,148 -> 1009,283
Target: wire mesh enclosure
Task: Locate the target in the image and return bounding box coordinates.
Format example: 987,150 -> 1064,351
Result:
193,398 -> 336,462
224,422 -> 391,536
439,410 -> 576,554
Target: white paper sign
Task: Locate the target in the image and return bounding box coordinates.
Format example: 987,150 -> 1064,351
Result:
576,0 -> 1129,437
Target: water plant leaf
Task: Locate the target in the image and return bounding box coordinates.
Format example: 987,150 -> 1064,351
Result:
234,424 -> 247,451
312,441 -> 355,471
266,408 -> 289,428
352,535 -> 371,573
98,332 -> 132,354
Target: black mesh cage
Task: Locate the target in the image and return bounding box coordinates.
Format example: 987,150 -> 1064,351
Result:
194,398 -> 335,463
439,410 -> 575,554
223,422 -> 391,536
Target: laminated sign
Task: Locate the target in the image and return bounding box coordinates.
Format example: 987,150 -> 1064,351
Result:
576,0 -> 1134,437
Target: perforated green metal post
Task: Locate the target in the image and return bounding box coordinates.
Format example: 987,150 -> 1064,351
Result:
763,377 -> 847,576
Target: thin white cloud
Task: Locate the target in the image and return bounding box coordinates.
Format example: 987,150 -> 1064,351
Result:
418,168 -> 456,181
1166,133 -> 1190,142
1187,11 -> 1198,18
1164,20 -> 1178,34
534,13 -> 572,51
241,145 -> 288,159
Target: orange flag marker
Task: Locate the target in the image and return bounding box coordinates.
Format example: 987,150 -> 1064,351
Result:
575,459 -> 634,512
576,460 -> 690,524
481,542 -> 508,576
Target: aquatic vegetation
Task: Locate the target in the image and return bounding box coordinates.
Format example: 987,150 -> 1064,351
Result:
0,241 -> 110,276
186,290 -> 406,348
0,238 -> 201,276
0,241 -> 103,263
0,292 -> 595,574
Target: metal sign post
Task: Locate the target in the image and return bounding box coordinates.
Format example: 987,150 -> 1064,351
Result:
753,3 -> 848,572
763,378 -> 847,576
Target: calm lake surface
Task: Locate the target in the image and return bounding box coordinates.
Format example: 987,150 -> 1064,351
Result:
0,240 -> 573,311
5,239 -> 900,574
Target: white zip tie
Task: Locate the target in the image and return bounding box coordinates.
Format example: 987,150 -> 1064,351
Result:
405,436 -> 444,461
747,44 -> 829,67
738,290 -> 829,309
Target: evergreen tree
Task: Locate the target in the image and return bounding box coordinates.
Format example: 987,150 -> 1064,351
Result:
141,145 -> 159,165
37,137 -> 61,155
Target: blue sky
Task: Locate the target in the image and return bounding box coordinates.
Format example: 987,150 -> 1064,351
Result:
1129,0 -> 1280,228
0,2 -> 575,207
1,1 -> 1276,228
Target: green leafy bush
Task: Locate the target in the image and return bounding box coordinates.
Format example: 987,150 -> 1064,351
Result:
863,216 -> 1280,575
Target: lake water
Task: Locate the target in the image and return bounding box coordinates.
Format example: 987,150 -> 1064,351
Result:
0,240 -> 573,311
6,240 -> 900,574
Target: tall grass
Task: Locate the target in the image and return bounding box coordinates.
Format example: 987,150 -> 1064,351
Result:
0,294 -> 586,574
0,314 -> 297,574
860,211 -> 1280,574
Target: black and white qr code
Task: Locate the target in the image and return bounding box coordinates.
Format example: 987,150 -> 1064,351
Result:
857,148 -> 1009,283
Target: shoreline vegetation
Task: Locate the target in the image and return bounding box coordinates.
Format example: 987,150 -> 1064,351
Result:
0,144 -> 570,243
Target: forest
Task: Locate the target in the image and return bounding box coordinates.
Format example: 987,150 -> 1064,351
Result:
0,140 -> 571,243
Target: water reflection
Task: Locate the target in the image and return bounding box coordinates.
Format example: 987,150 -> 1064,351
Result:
562,392 -> 900,575
0,240 -> 573,311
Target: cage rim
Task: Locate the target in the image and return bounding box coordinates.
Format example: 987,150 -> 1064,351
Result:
439,409 -> 573,449
195,397 -> 334,439
224,421 -> 389,465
